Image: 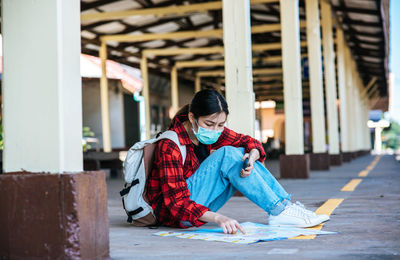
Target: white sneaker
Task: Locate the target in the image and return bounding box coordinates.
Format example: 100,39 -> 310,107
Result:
268,204 -> 325,228
294,201 -> 330,223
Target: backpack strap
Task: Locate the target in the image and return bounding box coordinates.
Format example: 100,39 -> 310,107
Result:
156,130 -> 187,165
119,179 -> 139,197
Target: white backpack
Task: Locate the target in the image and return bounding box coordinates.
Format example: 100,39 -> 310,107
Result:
120,131 -> 186,226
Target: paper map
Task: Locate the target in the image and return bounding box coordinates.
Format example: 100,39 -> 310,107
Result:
153,222 -> 336,244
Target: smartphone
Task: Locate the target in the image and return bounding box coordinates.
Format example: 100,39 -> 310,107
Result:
242,158 -> 249,170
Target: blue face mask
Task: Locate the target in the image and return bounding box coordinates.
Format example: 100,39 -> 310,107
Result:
192,120 -> 223,145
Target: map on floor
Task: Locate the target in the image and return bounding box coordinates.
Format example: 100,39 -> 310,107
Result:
153,222 -> 337,244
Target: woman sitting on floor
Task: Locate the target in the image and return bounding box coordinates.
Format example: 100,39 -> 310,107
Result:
147,89 -> 329,234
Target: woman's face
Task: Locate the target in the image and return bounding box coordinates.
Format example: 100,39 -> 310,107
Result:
189,112 -> 227,132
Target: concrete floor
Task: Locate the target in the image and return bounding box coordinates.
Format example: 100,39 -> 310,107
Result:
106,154 -> 400,259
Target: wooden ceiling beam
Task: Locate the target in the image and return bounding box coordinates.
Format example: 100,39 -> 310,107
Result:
361,76 -> 377,96
82,1 -> 222,22
174,54 -> 308,69
82,15 -> 183,32
81,0 -> 279,22
197,70 -> 225,77
101,28 -> 223,43
142,41 -> 304,58
176,60 -> 225,68
195,67 -> 283,78
100,23 -> 291,43
100,21 -> 306,43
144,46 -> 224,57
252,76 -> 282,82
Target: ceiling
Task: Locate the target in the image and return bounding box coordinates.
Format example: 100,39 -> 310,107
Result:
78,0 -> 389,101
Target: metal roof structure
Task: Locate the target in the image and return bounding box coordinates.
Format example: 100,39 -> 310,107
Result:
79,0 -> 388,101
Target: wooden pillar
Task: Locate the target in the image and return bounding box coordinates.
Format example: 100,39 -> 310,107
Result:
279,0 -> 310,178
336,26 -> 351,161
321,0 -> 341,165
171,66 -> 179,115
306,0 -> 329,170
99,42 -> 112,152
195,75 -> 201,93
140,56 -> 151,139
216,78 -> 223,93
222,0 -> 255,136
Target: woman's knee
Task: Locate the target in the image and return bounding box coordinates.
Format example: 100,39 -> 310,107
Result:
217,146 -> 244,159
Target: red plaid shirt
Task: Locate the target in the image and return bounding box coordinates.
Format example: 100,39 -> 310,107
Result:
147,114 -> 266,228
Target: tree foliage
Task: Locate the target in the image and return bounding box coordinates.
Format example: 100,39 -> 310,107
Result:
382,120 -> 400,149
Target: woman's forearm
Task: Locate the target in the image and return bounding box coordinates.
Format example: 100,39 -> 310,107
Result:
250,148 -> 260,161
198,211 -> 219,223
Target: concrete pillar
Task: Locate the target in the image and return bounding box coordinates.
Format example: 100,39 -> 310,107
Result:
336,27 -> 351,161
362,99 -> 371,151
133,92 -> 147,141
1,0 -> 109,258
171,66 -> 179,115
3,0 -> 83,173
374,127 -> 383,154
363,99 -> 370,152
99,42 -> 112,152
354,86 -> 362,153
359,80 -> 370,153
354,75 -> 364,154
321,0 -> 342,165
222,0 -> 255,136
365,103 -> 372,150
279,0 -> 310,178
345,45 -> 356,157
360,100 -> 365,151
306,0 -> 329,170
368,120 -> 389,154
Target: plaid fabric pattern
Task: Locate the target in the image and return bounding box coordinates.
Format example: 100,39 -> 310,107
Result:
147,114 -> 266,228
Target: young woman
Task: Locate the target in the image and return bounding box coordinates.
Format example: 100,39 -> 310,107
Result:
147,89 -> 329,234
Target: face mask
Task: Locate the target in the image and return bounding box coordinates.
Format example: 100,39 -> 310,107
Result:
192,120 -> 223,145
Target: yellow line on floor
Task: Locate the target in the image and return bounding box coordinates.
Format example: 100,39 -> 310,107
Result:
159,156 -> 381,242
290,199 -> 344,240
291,156 -> 381,240
341,179 -> 363,192
362,155 -> 381,175
371,156 -> 380,164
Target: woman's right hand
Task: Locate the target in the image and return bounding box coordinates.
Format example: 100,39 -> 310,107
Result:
214,213 -> 246,234
199,211 -> 246,234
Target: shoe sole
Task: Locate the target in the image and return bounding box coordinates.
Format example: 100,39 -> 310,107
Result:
268,218 -> 327,228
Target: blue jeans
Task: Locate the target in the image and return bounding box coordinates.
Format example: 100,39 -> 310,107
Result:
186,146 -> 291,217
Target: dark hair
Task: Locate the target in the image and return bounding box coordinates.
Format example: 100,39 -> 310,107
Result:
170,89 -> 229,128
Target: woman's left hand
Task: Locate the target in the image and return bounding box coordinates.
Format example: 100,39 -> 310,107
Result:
240,149 -> 260,177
